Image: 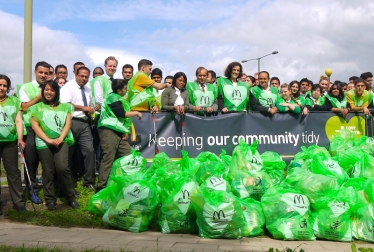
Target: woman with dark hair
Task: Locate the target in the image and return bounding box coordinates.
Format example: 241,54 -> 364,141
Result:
289,80 -> 305,105
30,80 -> 78,210
161,72 -> 192,114
55,77 -> 67,87
96,79 -> 142,191
217,61 -> 250,113
304,84 -> 329,111
0,74 -> 26,214
325,83 -> 350,117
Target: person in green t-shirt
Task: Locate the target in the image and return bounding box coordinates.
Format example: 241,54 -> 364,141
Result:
217,61 -> 250,113
346,78 -> 374,115
0,74 -> 27,214
276,84 -> 308,115
96,79 -> 142,191
304,84 -> 329,111
289,80 -> 306,106
325,83 -> 350,117
30,80 -> 78,211
249,71 -> 278,115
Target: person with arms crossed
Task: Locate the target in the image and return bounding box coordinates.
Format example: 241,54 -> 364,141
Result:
276,83 -> 307,115
0,74 -> 27,214
30,80 -> 78,210
346,78 -> 373,115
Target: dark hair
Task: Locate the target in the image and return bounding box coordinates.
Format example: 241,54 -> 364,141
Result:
35,61 -> 50,71
328,83 -> 344,101
122,64 -> 134,72
299,78 -> 310,85
93,67 -> 104,74
355,78 -> 367,86
76,66 -> 91,75
164,75 -> 173,82
172,72 -> 187,90
289,80 -> 300,98
308,80 -> 313,86
138,59 -> 152,70
270,77 -> 280,84
311,84 -> 322,92
334,80 -> 341,85
111,79 -> 126,93
151,68 -> 163,78
208,70 -> 216,79
55,64 -> 67,74
349,76 -> 359,82
339,82 -> 347,88
195,67 -> 207,76
258,71 -> 270,79
54,77 -> 66,84
41,80 -> 60,106
0,74 -> 11,93
248,75 -> 255,84
360,72 -> 373,80
224,62 -> 243,80
73,62 -> 85,71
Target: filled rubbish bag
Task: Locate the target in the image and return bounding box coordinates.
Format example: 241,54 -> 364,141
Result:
239,198 -> 265,237
261,186 -> 315,241
230,140 -> 263,172
190,189 -> 246,239
87,183 -> 119,216
351,203 -> 374,242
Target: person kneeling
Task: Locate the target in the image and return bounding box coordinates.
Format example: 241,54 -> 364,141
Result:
30,80 -> 78,211
96,79 -> 142,192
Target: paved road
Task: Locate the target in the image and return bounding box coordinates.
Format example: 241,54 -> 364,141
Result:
0,223 -> 373,251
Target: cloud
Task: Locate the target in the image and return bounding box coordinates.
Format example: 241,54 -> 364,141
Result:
0,10 -> 93,87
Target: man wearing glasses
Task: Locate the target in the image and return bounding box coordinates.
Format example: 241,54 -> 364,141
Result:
55,64 -> 68,80
60,67 -> 96,192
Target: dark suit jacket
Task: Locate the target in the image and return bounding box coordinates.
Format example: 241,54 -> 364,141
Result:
161,87 -> 193,111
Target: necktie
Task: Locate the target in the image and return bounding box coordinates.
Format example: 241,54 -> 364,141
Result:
80,87 -> 88,106
201,85 -> 205,92
110,77 -> 114,82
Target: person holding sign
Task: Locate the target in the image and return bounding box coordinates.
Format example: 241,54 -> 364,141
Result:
0,74 -> 27,214
217,62 -> 250,113
186,67 -> 218,114
249,71 -> 278,114
161,72 -> 192,114
30,80 -> 78,210
276,84 -> 308,115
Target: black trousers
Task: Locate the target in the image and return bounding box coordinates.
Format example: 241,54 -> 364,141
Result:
23,127 -> 40,193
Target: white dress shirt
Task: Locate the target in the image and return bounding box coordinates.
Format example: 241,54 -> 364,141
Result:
60,79 -> 92,118
93,73 -> 112,106
19,80 -> 40,102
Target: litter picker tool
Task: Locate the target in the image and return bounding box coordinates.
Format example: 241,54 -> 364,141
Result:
19,144 -> 36,211
152,112 -> 160,155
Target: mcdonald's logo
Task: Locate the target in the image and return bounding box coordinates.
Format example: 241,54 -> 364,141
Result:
210,177 -> 221,184
213,210 -> 225,220
181,189 -> 190,199
54,114 -> 62,127
255,177 -> 262,186
127,158 -> 138,166
133,186 -> 141,194
232,89 -> 242,98
266,98 -> 273,106
293,195 -> 305,205
200,96 -> 210,105
0,112 -> 8,121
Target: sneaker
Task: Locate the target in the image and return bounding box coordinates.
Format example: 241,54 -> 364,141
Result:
46,202 -> 57,211
29,192 -> 43,204
14,205 -> 27,213
68,200 -> 79,209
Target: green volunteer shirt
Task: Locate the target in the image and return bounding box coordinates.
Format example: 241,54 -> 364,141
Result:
276,96 -> 301,114
0,96 -> 21,142
251,85 -> 278,107
186,81 -> 217,107
17,82 -> 40,127
217,77 -> 250,111
89,75 -> 112,115
325,94 -> 347,109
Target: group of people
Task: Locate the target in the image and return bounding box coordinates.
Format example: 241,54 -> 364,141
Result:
0,56 -> 373,215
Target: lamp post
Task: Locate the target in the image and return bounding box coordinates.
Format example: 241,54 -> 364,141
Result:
241,51 -> 278,73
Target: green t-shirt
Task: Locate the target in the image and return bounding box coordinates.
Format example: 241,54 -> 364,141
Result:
325,94 -> 347,108
276,97 -> 301,114
186,81 -> 217,107
29,102 -> 75,150
0,96 -> 21,142
89,76 -> 112,115
217,77 -> 250,111
98,93 -> 132,134
17,82 -> 40,127
304,96 -> 326,106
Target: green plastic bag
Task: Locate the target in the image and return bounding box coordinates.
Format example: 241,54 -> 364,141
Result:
312,188 -> 356,241
261,186 -> 315,241
342,177 -> 371,207
288,145 -> 329,172
354,136 -> 374,155
351,203 -> 374,242
190,189 -> 245,239
103,178 -> 160,232
229,169 -> 273,201
283,168 -> 340,204
107,149 -> 147,186
329,129 -> 355,156
239,198 -> 265,237
230,140 -> 263,172
334,147 -> 365,177
310,153 -> 349,185
261,151 -> 286,185
219,149 -> 232,171
87,183 -> 119,216
199,176 -> 231,193
159,171 -> 198,234
195,151 -> 227,184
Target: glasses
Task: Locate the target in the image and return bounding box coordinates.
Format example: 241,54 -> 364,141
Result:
78,75 -> 89,79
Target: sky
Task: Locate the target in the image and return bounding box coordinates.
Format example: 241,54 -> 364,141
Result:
1,0 -> 374,86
